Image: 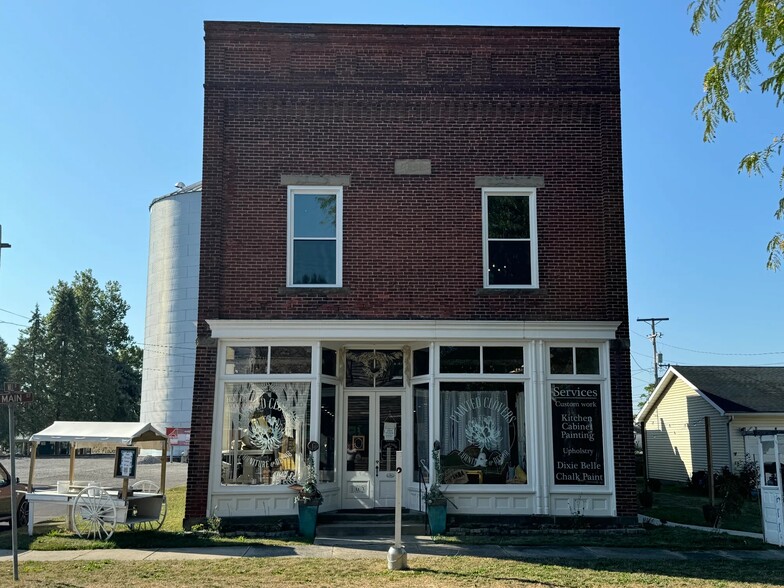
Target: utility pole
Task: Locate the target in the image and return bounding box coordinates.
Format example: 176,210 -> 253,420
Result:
637,317 -> 669,384
0,225 -> 10,266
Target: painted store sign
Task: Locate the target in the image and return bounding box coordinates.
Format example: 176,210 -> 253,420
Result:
550,384 -> 604,485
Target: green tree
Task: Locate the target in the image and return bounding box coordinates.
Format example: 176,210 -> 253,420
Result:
9,271 -> 142,434
9,306 -> 49,435
690,0 -> 784,269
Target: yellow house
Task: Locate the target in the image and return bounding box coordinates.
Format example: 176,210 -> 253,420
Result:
636,366 -> 784,483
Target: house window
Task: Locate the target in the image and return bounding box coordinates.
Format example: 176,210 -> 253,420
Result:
288,186 -> 342,286
482,188 -> 538,288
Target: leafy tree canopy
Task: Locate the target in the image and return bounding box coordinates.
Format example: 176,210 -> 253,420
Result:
8,270 -> 141,435
690,0 -> 784,269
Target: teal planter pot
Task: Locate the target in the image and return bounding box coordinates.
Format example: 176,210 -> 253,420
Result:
427,504 -> 447,535
298,503 -> 319,540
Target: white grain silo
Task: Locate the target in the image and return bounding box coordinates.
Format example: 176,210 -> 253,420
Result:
140,181 -> 201,458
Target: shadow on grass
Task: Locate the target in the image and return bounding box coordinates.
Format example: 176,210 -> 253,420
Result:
412,558 -> 784,587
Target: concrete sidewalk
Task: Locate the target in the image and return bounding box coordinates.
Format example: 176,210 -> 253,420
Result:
1,535 -> 783,562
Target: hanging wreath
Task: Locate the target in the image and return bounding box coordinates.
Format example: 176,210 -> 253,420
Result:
246,415 -> 285,453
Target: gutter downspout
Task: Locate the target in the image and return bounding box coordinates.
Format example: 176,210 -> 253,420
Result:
727,415 -> 734,472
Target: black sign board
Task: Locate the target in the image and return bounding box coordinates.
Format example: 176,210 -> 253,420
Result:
551,384 -> 604,485
113,446 -> 139,479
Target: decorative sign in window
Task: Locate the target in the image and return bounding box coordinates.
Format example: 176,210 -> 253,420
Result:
221,382 -> 311,487
551,384 -> 604,485
345,350 -> 403,387
439,383 -> 527,485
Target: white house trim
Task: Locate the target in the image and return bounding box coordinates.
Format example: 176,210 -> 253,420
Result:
207,319 -> 621,342
636,366 -> 727,424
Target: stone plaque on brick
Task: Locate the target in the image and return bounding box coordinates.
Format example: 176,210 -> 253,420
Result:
394,159 -> 431,175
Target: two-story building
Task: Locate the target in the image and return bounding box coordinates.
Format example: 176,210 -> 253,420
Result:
183,21 -> 635,527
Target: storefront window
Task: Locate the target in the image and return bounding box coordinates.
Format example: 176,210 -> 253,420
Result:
551,383 -> 604,485
221,382 -> 311,486
413,348 -> 430,377
439,346 -> 480,373
345,350 -> 404,387
321,348 -> 337,377
413,384 -> 430,481
226,346 -> 312,375
320,384 -> 336,482
549,347 -> 600,375
440,346 -> 524,375
439,382 -> 527,485
225,346 -> 268,374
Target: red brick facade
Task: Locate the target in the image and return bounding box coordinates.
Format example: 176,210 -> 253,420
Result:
185,22 -> 634,521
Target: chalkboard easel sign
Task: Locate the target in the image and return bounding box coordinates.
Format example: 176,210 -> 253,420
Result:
113,446 -> 139,479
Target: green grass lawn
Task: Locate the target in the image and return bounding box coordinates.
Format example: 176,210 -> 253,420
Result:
4,557 -> 784,587
0,485 -> 768,552
638,480 -> 763,534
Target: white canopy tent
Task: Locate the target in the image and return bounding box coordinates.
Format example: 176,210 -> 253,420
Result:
27,421 -> 169,493
30,421 -> 167,446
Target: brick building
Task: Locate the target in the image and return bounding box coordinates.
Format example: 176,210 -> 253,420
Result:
184,21 -> 635,527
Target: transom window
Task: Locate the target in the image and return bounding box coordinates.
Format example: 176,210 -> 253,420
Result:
439,346 -> 524,374
549,346 -> 600,375
287,186 -> 342,286
225,346 -> 312,375
482,188 -> 538,288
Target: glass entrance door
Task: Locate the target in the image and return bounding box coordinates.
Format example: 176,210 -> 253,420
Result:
343,393 -> 402,508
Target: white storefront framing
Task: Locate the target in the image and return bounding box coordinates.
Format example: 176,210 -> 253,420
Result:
205,319 -> 620,520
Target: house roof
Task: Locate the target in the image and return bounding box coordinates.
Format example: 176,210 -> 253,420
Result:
636,366 -> 784,423
30,421 -> 168,445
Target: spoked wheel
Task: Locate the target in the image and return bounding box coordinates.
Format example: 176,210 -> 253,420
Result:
131,480 -> 160,493
127,480 -> 167,532
127,495 -> 167,532
71,486 -> 117,540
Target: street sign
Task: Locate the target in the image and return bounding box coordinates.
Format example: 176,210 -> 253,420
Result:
0,391 -> 32,405
0,383 -> 31,405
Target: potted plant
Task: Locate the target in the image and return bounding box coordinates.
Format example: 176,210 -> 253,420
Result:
290,451 -> 323,540
425,441 -> 454,535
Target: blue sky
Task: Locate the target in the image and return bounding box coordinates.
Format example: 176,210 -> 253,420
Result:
1,1 -> 782,407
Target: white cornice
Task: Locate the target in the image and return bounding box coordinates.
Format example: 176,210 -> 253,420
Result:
206,319 -> 622,341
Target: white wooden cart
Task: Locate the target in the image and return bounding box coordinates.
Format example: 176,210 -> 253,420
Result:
25,421 -> 169,540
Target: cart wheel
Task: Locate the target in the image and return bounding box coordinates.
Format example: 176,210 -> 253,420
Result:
127,495 -> 167,532
72,486 -> 117,540
16,499 -> 29,527
131,480 -> 160,493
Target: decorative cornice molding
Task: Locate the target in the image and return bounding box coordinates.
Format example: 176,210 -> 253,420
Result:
206,319 -> 621,342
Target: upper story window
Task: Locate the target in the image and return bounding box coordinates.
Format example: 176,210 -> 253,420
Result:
287,186 -> 342,287
482,188 -> 538,288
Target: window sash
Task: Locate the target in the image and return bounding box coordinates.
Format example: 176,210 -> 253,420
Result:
287,186 -> 343,287
482,188 -> 538,288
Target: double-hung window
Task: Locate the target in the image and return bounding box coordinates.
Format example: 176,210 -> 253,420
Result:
287,186 -> 342,286
482,187 -> 538,288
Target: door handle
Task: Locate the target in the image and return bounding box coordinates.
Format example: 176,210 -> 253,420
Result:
375,460 -> 379,476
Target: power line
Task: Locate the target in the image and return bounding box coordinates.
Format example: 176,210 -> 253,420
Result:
659,342 -> 784,356
0,308 -> 30,320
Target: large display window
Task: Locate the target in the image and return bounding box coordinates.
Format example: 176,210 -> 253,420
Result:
220,382 -> 311,486
439,382 -> 527,485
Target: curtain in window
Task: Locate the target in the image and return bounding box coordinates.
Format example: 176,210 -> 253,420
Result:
440,389 -> 511,455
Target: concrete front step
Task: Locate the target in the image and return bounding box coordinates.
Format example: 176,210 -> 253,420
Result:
316,522 -> 428,538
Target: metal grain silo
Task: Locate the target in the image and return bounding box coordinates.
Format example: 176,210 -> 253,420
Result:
140,181 -> 201,457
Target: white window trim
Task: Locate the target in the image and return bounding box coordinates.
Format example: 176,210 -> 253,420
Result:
481,187 -> 538,289
287,185 -> 343,287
